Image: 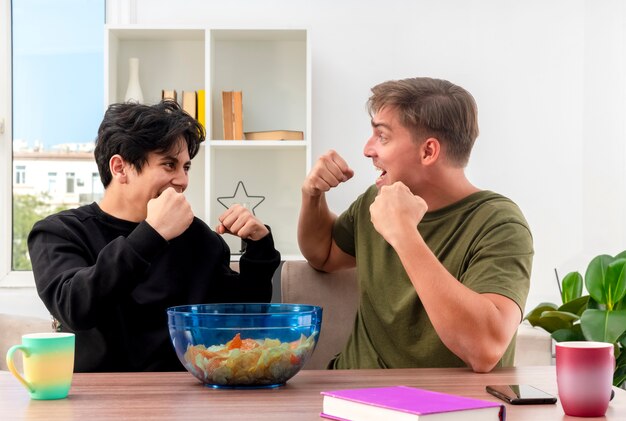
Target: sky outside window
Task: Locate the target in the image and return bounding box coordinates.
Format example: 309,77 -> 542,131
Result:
12,0 -> 104,151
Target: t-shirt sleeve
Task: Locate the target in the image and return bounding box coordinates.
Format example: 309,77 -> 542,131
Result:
332,210 -> 356,257
333,186 -> 380,258
461,218 -> 534,314
332,189 -> 372,258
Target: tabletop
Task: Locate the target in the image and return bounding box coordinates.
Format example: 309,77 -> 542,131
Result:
1,366 -> 624,420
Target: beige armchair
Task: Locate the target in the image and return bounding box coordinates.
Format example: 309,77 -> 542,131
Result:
280,260 -> 552,369
0,313 -> 53,371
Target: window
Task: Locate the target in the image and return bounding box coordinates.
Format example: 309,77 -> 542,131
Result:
91,172 -> 102,194
66,172 -> 76,194
48,172 -> 57,194
9,0 -> 105,272
15,165 -> 25,184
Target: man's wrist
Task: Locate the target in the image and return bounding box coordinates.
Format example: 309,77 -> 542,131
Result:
127,221 -> 169,262
242,225 -> 278,259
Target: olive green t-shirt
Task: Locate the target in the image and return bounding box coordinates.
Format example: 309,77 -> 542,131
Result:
331,186 -> 533,369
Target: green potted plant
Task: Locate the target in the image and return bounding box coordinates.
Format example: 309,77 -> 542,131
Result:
524,251 -> 626,388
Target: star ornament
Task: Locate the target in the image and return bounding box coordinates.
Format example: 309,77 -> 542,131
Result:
216,181 -> 265,215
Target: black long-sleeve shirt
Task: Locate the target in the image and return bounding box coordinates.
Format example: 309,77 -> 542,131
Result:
27,203 -> 280,372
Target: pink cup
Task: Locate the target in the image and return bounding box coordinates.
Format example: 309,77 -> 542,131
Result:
555,341 -> 615,417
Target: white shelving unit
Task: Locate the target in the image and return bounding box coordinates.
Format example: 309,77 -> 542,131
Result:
105,26 -> 311,259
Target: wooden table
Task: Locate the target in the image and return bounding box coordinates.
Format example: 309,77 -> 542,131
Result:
1,366 -> 624,420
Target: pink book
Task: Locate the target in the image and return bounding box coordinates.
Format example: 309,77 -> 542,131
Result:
321,385 -> 505,420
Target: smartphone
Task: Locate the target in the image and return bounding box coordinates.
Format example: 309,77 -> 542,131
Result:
486,384 -> 557,405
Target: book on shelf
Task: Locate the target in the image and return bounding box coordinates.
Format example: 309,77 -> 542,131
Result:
221,91 -> 234,139
320,386 -> 505,420
197,89 -> 206,129
162,89 -> 177,102
221,90 -> 243,140
244,130 -> 304,141
232,91 -> 243,140
182,91 -> 197,119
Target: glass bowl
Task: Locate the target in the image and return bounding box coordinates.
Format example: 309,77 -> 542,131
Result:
167,303 -> 322,389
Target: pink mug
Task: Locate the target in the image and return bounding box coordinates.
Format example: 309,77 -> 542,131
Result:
555,341 -> 615,417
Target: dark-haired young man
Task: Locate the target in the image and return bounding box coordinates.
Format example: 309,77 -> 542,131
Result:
298,77 -> 533,372
28,101 -> 280,372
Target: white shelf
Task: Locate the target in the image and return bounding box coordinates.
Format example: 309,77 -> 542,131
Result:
209,140 -> 307,149
106,25 -> 310,259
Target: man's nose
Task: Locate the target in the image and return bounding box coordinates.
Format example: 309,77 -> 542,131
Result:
363,135 -> 376,157
173,169 -> 188,191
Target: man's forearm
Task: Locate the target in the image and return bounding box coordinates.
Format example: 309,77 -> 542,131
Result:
394,232 -> 520,372
297,192 -> 336,269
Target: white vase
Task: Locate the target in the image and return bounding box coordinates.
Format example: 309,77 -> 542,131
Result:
124,57 -> 144,103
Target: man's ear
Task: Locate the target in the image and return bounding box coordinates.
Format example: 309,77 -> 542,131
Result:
421,138 -> 441,165
109,154 -> 129,183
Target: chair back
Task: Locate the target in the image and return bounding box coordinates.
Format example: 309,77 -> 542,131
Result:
0,313 -> 53,371
280,261 -> 359,369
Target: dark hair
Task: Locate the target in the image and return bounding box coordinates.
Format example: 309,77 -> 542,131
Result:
367,77 -> 479,167
94,100 -> 205,187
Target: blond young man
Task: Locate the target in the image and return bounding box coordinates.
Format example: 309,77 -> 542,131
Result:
298,77 -> 532,372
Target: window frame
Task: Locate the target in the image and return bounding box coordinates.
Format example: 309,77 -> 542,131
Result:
0,0 -> 26,287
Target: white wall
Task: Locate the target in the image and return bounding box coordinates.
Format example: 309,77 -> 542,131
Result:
4,0 -> 625,317
119,0 -> 626,312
